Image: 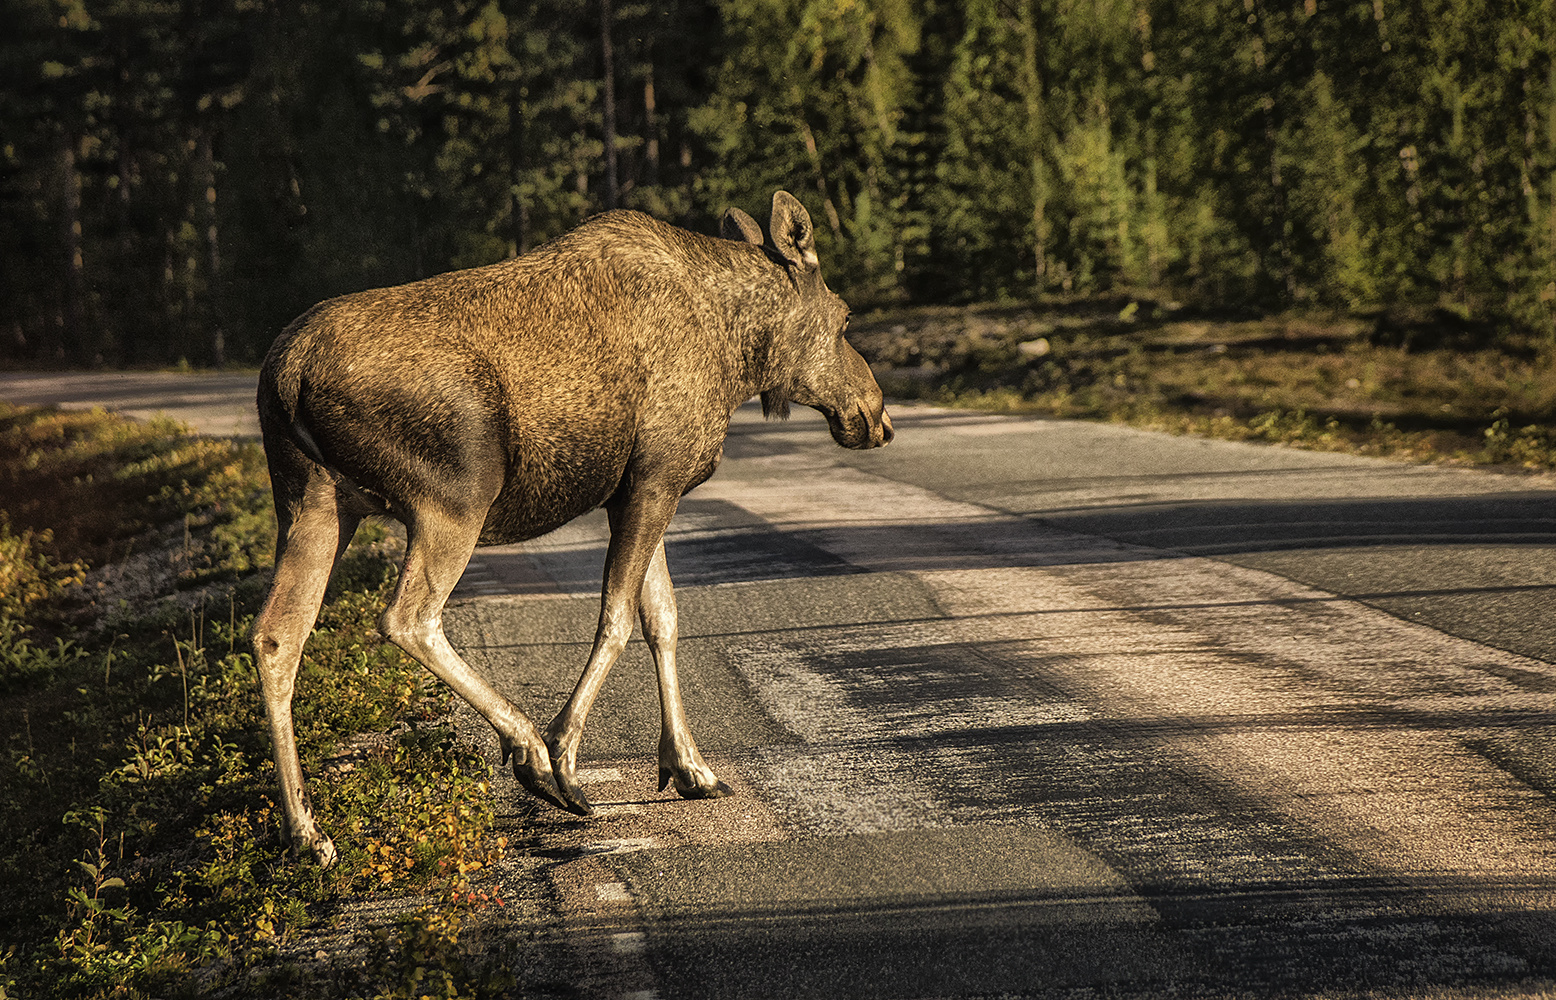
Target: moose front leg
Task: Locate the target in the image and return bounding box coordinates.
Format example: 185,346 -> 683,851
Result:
640,540 -> 731,800
546,493 -> 679,812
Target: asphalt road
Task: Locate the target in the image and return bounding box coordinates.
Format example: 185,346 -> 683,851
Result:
6,374 -> 1555,997
444,405 -> 1556,998
0,370 -> 263,436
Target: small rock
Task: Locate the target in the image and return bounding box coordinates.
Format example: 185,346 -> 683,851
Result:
1017,338 -> 1051,359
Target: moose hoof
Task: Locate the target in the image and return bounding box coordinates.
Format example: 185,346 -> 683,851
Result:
312,837 -> 339,869
501,734 -> 574,814
517,761 -> 577,814
287,829 -> 338,868
660,767 -> 734,801
551,771 -> 596,818
541,735 -> 596,817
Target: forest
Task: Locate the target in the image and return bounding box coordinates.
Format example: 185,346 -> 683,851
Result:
2,0 -> 1554,368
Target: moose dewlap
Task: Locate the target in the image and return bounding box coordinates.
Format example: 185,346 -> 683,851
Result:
252,190 -> 892,865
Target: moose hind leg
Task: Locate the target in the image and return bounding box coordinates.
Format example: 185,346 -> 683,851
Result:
641,541 -> 731,800
253,486 -> 360,866
379,507 -> 572,813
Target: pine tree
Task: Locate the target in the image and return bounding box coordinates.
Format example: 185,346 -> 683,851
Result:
692,0 -> 920,301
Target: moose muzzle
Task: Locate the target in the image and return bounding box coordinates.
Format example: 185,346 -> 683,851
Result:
827,399 -> 894,449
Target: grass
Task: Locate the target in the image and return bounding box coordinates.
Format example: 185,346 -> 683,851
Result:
0,403 -> 518,999
852,299 -> 1556,470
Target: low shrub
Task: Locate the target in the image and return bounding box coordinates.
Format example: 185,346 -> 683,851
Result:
0,404 -> 515,999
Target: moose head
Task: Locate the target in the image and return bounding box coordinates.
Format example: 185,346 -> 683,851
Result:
722,192 -> 893,451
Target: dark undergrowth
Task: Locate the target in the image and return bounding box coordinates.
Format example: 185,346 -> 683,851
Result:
0,403 -> 519,999
854,300 -> 1556,470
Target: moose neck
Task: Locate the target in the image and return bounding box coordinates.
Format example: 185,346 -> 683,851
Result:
703,244 -> 824,411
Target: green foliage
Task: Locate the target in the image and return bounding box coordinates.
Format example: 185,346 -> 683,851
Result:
927,0 -> 1044,300
0,408 -> 516,999
858,302 -> 1556,468
0,616 -> 86,693
0,403 -> 273,575
1481,411 -> 1556,467
693,0 -> 923,299
0,517 -> 85,621
49,808 -> 227,998
2,0 -> 1554,354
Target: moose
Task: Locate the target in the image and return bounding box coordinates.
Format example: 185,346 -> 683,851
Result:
253,191 -> 892,865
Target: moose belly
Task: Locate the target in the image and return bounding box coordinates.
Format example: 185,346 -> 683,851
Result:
477,437 -> 630,545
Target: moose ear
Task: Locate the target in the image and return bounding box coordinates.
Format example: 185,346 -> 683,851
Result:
720,207 -> 764,245
768,190 -> 818,271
